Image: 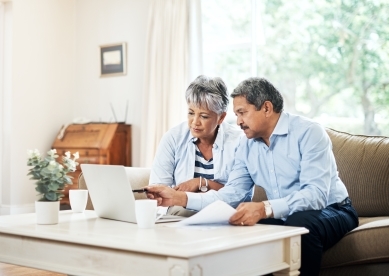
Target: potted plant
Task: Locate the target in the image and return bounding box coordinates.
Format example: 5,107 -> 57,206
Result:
27,149 -> 79,224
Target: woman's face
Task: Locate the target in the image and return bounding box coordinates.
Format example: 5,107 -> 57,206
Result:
187,104 -> 226,141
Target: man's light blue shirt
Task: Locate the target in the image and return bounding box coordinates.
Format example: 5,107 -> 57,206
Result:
187,112 -> 349,219
149,121 -> 243,186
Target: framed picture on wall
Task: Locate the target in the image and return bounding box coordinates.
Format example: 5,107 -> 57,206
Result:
99,42 -> 127,77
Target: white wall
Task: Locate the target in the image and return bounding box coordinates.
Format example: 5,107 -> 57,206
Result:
5,0 -> 76,214
0,1 -> 13,215
74,0 -> 151,167
0,0 -> 151,214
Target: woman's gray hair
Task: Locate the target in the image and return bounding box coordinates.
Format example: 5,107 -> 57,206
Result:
231,77 -> 284,113
185,75 -> 229,114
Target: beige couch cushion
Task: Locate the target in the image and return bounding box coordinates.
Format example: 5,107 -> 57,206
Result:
321,216 -> 389,268
326,128 -> 389,217
320,263 -> 389,276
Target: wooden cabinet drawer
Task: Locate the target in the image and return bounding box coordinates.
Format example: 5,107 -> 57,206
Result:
56,149 -> 100,157
77,157 -> 100,164
52,123 -> 132,208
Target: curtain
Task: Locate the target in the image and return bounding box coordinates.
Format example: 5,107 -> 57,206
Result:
188,0 -> 203,81
140,0 -> 203,167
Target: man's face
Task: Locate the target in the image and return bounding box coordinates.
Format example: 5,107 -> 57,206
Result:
233,96 -> 267,139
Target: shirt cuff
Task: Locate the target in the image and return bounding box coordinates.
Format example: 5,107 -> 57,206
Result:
268,198 -> 289,219
186,192 -> 203,211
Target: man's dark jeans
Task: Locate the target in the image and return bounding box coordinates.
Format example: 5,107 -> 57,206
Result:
259,199 -> 358,276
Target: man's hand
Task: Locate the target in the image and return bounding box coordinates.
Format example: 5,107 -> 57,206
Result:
229,202 -> 266,226
174,178 -> 200,192
144,185 -> 188,207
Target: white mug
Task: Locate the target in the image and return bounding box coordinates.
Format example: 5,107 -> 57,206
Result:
135,199 -> 163,229
69,189 -> 88,213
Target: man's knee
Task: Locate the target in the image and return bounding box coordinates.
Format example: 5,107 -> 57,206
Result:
284,210 -> 321,230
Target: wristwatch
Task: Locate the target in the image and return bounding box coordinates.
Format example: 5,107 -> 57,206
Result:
263,201 -> 273,218
200,178 -> 208,192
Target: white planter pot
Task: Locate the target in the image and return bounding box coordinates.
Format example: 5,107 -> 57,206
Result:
35,201 -> 60,225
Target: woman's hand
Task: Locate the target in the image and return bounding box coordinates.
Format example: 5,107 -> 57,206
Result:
175,178 -> 225,192
174,178 -> 200,192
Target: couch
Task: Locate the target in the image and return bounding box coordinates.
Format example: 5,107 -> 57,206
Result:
320,128 -> 389,275
79,128 -> 389,275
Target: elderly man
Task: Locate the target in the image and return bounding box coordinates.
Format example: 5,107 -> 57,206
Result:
146,77 -> 358,275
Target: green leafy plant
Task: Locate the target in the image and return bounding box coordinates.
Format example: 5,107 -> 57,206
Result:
27,149 -> 79,201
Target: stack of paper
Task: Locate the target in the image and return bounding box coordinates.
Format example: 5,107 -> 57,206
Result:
175,200 -> 236,226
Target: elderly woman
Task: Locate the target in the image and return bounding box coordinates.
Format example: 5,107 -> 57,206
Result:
149,75 -> 243,217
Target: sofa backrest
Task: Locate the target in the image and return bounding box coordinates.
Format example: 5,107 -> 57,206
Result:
326,128 -> 389,217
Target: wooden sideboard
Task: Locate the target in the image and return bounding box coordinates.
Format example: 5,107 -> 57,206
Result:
52,123 -> 132,208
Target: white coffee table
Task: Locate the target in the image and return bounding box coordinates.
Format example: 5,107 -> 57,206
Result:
0,211 -> 308,276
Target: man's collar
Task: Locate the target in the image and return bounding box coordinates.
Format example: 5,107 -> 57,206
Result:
272,112 -> 288,136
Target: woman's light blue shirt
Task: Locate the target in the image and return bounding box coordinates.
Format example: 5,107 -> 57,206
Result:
149,121 -> 243,186
186,112 -> 349,219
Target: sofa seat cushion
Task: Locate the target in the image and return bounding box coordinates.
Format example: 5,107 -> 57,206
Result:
354,217 -> 389,232
320,263 -> 389,276
321,217 -> 389,268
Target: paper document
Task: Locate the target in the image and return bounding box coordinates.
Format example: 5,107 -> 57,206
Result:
175,200 -> 236,226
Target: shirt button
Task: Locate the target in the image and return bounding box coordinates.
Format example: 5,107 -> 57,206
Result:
274,190 -> 278,194
270,170 -> 274,173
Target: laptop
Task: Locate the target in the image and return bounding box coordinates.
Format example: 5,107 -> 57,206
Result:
80,164 -> 184,224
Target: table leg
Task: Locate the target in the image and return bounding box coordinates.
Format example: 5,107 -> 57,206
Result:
273,235 -> 301,276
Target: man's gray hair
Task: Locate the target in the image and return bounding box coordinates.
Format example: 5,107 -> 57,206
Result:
186,75 -> 229,114
231,77 -> 284,113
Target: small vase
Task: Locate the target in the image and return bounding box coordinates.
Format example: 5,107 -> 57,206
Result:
35,201 -> 60,225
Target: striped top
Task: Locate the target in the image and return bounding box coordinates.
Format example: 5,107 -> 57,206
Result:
149,121 -> 243,186
193,145 -> 214,179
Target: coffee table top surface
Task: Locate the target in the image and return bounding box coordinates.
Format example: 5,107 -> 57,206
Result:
0,211 -> 308,258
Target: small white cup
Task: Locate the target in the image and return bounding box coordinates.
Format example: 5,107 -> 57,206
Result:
135,199 -> 163,229
69,189 -> 88,213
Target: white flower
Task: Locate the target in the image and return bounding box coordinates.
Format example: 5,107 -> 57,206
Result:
58,164 -> 64,170
27,149 -> 40,159
48,149 -> 57,156
73,152 -> 79,160
65,151 -> 71,158
68,159 -> 76,169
